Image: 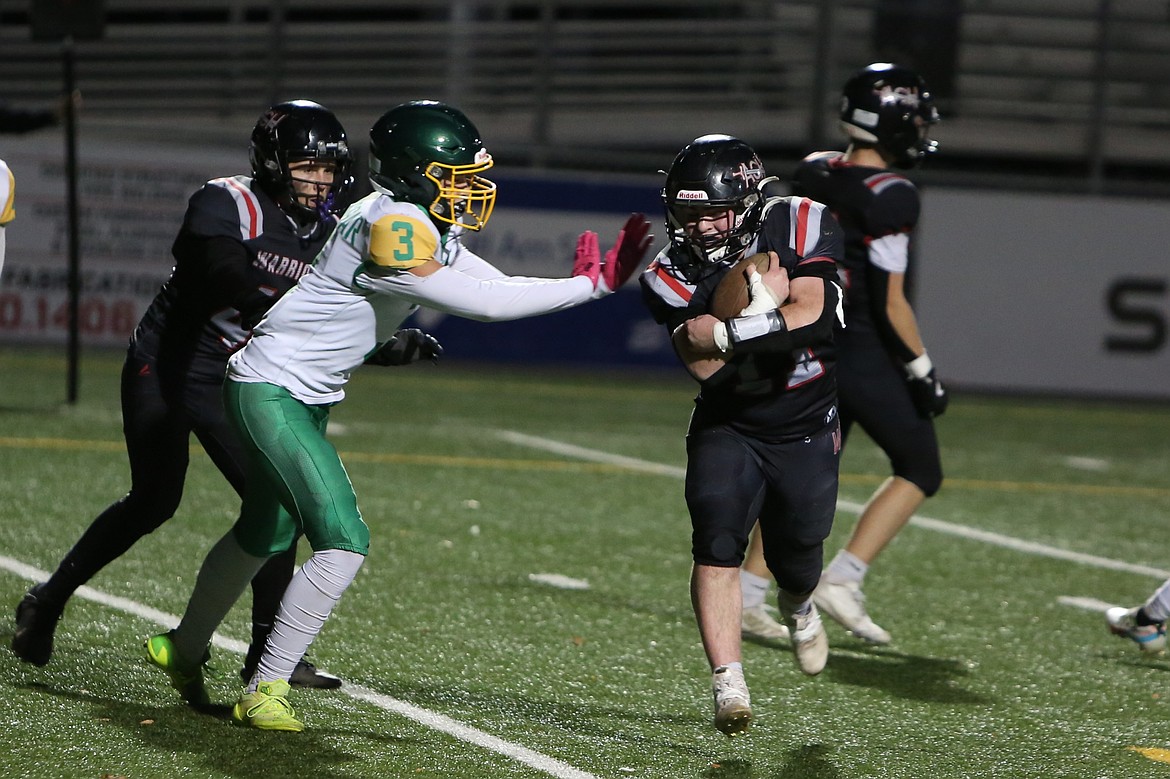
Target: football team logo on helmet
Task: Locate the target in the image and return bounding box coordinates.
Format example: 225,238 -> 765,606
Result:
368,100 -> 497,232
839,63 -> 939,169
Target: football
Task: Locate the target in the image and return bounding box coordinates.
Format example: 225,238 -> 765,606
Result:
708,252 -> 773,319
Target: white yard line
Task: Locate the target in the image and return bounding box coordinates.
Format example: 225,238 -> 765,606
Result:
1057,596 -> 1118,612
0,555 -> 599,779
494,430 -> 1170,580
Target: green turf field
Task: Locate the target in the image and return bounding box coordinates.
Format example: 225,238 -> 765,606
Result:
2,345 -> 1169,779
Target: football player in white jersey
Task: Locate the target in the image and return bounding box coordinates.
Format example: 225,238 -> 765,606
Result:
0,157 -> 13,278
145,99 -> 652,732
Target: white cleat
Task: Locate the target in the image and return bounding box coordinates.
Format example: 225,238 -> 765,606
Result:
782,604 -> 829,676
813,577 -> 892,645
1105,606 -> 1167,654
711,665 -> 752,737
741,604 -> 791,641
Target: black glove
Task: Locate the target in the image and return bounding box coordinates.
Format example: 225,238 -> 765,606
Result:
906,369 -> 949,419
364,328 -> 443,366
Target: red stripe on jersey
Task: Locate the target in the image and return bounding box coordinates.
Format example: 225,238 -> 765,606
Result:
795,197 -> 812,256
655,264 -> 693,303
865,173 -> 901,191
223,178 -> 261,239
796,255 -> 836,269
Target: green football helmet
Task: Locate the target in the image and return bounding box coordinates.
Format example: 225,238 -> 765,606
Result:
368,100 -> 496,231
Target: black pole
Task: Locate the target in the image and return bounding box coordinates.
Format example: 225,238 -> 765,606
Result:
63,36 -> 81,403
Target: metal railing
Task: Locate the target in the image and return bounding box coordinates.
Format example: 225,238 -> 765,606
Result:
4,0 -> 1169,193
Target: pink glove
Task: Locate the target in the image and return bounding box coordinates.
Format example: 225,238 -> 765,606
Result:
572,230 -> 602,292
601,213 -> 653,292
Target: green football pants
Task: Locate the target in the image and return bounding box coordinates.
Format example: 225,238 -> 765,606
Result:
223,379 -> 370,557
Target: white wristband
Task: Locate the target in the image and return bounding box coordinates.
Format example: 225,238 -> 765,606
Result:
906,352 -> 933,379
712,321 -> 732,354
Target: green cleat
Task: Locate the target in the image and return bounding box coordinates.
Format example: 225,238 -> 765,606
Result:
144,631 -> 211,707
232,679 -> 304,732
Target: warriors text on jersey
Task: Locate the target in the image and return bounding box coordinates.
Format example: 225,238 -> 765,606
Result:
639,195 -> 844,443
134,175 -> 331,384
229,191 -> 596,404
791,151 -> 921,359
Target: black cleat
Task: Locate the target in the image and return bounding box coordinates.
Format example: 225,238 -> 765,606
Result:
240,657 -> 343,690
290,658 -> 343,689
12,584 -> 64,666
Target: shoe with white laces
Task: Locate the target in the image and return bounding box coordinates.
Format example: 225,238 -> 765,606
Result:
812,577 -> 892,645
232,679 -> 304,732
781,604 -> 829,676
711,665 -> 752,737
1106,606 -> 1167,654
741,604 -> 790,642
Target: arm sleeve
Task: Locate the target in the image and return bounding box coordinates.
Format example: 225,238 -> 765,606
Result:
447,248 -> 508,281
362,264 -> 594,322
171,231 -> 274,326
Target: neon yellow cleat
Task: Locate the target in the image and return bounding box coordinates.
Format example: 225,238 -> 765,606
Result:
232,679 -> 304,732
144,631 -> 211,707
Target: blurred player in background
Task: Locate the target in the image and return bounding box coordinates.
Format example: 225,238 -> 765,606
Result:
12,100 -> 355,690
640,134 -> 844,737
143,99 -> 652,732
741,62 -> 946,646
0,157 -> 13,278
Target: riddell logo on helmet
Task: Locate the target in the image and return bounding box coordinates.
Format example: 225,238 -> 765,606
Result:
676,190 -> 709,201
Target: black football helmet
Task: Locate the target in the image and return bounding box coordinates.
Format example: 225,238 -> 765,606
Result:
839,63 -> 939,169
368,100 -> 496,232
249,99 -> 353,223
662,134 -> 768,280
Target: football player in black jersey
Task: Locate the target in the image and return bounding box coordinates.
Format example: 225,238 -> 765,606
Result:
640,135 -> 845,737
12,100 -> 357,688
777,63 -> 947,646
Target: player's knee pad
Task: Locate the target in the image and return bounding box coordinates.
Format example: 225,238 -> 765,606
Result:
897,457 -> 943,497
691,526 -> 748,567
121,488 -> 183,533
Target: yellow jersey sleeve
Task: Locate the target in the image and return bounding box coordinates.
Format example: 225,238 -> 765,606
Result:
0,162 -> 14,226
368,213 -> 438,269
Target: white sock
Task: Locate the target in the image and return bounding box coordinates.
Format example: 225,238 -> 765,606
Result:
1144,578 -> 1170,623
173,531 -> 267,667
824,549 -> 868,585
740,570 -> 771,610
249,548 -> 365,692
776,589 -> 812,619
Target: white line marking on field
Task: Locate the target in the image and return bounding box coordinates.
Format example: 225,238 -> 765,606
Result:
495,431 -> 686,478
0,554 -> 599,779
1064,456 -> 1109,472
494,430 -> 1170,580
1058,596 -> 1117,612
529,573 -> 591,590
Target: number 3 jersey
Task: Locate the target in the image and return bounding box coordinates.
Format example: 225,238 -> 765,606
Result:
639,195 -> 844,443
229,191 -> 594,405
133,175 -> 332,384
